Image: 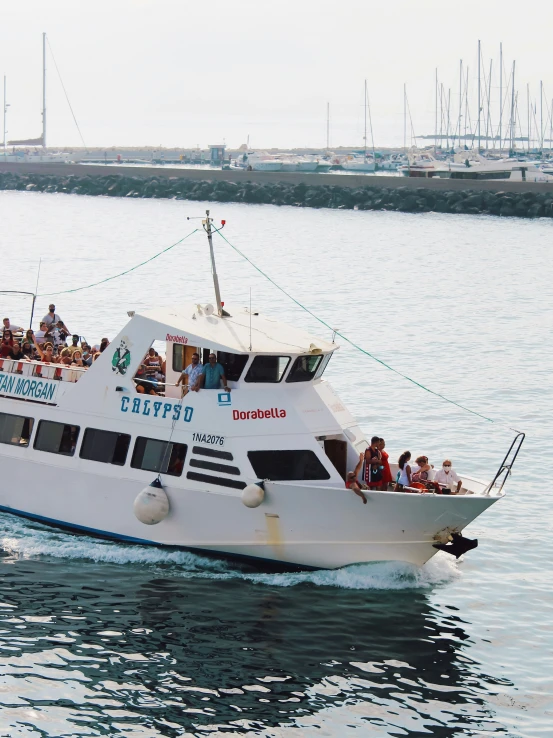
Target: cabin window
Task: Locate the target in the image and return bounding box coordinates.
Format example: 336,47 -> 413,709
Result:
285,355 -> 324,383
131,436 -> 187,477
248,450 -> 330,480
34,421 -> 80,456
314,353 -> 332,379
80,428 -> 131,466
172,344 -> 186,373
216,351 -> 249,382
245,356 -> 290,383
0,412 -> 34,447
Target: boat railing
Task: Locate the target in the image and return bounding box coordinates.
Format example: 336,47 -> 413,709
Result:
0,357 -> 87,384
484,431 -> 526,496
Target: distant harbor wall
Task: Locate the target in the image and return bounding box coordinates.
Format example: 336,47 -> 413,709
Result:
0,163 -> 552,218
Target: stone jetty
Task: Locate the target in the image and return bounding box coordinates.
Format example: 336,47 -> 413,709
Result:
0,167 -> 552,218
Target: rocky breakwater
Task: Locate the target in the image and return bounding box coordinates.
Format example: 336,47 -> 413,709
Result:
0,171 -> 552,218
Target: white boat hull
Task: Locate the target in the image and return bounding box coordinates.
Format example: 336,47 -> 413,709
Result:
0,444 -> 499,569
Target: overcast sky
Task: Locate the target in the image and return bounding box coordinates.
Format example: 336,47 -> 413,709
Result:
0,0 -> 552,150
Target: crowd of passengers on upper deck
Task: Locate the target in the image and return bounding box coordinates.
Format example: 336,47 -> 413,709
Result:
1,305 -> 110,368
2,304 -> 330,395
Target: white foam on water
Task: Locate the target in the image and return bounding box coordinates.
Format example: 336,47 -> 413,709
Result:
0,512 -> 460,590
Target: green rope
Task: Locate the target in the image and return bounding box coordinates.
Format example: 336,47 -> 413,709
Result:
215,229 -> 496,424
38,228 -> 199,297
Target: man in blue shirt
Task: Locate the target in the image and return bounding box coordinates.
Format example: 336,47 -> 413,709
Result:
201,353 -> 230,392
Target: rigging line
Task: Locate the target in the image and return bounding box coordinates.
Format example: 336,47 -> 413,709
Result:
215,229 -> 496,424
46,37 -> 87,149
38,228 -> 199,296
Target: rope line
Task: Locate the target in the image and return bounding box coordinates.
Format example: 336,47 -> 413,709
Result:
38,228 -> 199,297
46,38 -> 87,150
215,229 -> 496,424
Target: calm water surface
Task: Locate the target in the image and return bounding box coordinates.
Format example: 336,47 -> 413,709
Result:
0,192 -> 551,737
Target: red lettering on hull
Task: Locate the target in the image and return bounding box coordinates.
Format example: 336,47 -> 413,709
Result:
232,408 -> 287,420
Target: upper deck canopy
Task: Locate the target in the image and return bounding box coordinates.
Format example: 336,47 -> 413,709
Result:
141,303 -> 337,355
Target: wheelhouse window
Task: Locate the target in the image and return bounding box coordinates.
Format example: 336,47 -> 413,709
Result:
217,351 -> 249,382
245,355 -> 290,383
80,428 -> 131,466
34,421 -> 79,456
248,450 -> 330,481
0,412 -> 34,447
285,355 -> 324,383
314,353 -> 332,379
131,437 -> 187,477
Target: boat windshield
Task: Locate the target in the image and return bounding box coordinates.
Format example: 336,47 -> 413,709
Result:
286,355 -> 323,383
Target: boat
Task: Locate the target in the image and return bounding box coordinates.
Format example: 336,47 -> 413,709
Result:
245,154 -> 282,172
341,155 -> 376,172
0,213 -> 523,570
341,81 -> 377,173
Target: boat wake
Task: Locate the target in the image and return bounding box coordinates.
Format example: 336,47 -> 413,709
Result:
0,513 -> 460,590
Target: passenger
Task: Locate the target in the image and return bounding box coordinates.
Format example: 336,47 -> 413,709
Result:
345,452 -> 368,504
9,342 -> 24,361
200,353 -> 230,392
33,340 -> 58,364
99,337 -> 110,353
42,304 -> 70,334
67,335 -> 81,356
1,331 -> 13,358
92,351 -> 102,362
411,456 -> 441,494
378,438 -> 393,490
81,344 -> 93,367
396,451 -> 413,490
142,348 -> 164,384
364,436 -> 383,489
71,350 -> 86,368
3,317 -> 24,333
434,459 -> 463,494
59,348 -> 73,366
34,322 -> 49,345
55,320 -> 70,347
21,341 -> 34,360
176,352 -> 203,395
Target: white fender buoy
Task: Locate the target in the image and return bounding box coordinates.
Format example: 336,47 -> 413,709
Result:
134,478 -> 170,525
241,482 -> 265,508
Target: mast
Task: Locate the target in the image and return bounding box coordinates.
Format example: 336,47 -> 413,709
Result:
499,42 -> 503,153
510,60 -> 516,152
435,68 -> 438,148
550,97 -> 552,157
3,76 -> 6,158
486,59 -> 492,149
364,80 -> 367,159
540,80 -> 543,154
403,83 -> 407,152
42,32 -> 46,148
527,83 -> 531,154
204,210 -> 223,317
326,102 -> 329,149
477,39 -> 481,151
458,60 -> 462,149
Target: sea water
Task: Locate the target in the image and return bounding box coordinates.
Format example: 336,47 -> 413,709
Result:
0,191 -> 551,737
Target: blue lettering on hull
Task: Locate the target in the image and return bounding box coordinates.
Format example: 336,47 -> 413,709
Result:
0,374 -> 56,402
120,396 -> 193,423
